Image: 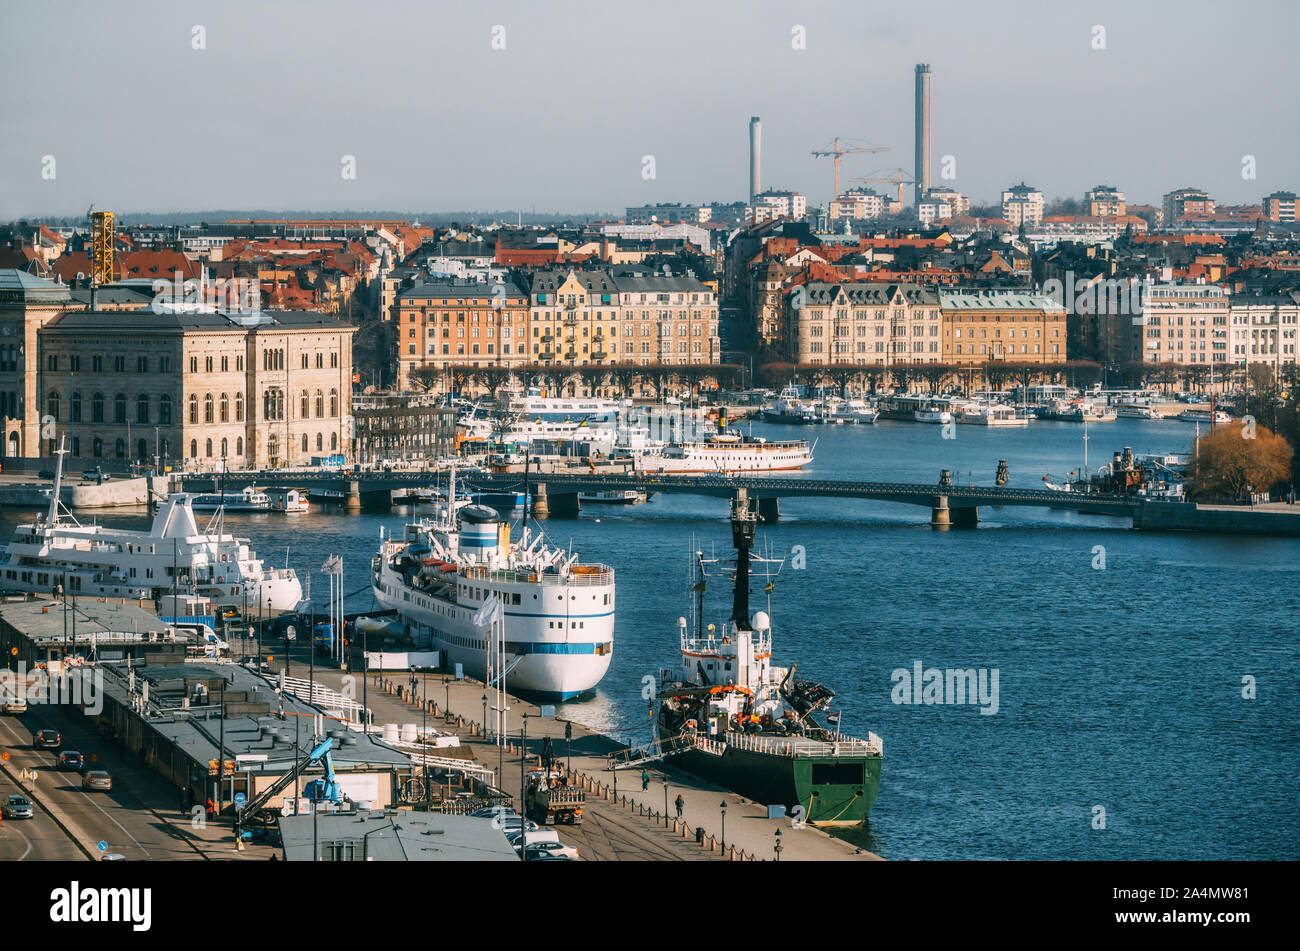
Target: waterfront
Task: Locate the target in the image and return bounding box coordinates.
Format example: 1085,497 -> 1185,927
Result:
6,416 -> 1297,860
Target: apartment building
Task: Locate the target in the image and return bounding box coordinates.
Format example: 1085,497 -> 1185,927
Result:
1229,291 -> 1300,377
1137,282 -> 1230,365
939,290 -> 1067,366
1085,185 -> 1126,217
788,282 -> 942,366
394,279 -> 530,388
1001,183 -> 1045,228
1262,191 -> 1297,223
1162,188 -> 1215,225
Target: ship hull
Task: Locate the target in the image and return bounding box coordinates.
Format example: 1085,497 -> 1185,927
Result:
675,744 -> 881,825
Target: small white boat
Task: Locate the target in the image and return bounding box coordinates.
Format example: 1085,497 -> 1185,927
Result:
1114,404 -> 1164,420
1176,409 -> 1231,424
958,402 -> 1029,427
265,487 -> 310,513
578,490 -> 647,504
191,486 -> 270,512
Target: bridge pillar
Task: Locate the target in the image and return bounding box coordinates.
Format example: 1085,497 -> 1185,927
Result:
344,480 -> 362,513
930,495 -> 951,529
548,493 -> 581,519
952,505 -> 980,529
757,497 -> 780,523
531,483 -> 550,519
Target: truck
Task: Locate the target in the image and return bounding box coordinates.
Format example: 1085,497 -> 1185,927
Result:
525,766 -> 585,826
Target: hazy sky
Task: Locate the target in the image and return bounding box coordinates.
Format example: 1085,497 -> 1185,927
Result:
3,0 -> 1298,218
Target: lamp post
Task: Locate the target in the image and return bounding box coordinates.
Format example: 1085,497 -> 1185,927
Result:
774,827 -> 783,862
285,625 -> 295,678
664,783 -> 670,829
443,676 -> 450,717
482,693 -> 488,737
719,799 -> 727,852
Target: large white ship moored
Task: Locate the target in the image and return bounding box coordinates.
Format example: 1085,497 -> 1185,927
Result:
0,446 -> 302,612
371,469 -> 615,700
632,431 -> 813,474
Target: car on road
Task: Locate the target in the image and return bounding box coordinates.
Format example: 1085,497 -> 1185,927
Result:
2,697 -> 27,714
516,840 -> 579,861
56,751 -> 85,773
34,729 -> 62,751
2,795 -> 34,819
82,770 -> 113,792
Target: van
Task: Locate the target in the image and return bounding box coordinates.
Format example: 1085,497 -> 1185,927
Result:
505,828 -> 558,846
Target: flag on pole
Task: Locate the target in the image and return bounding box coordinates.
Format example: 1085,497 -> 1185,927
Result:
826,711 -> 841,724
473,596 -> 504,629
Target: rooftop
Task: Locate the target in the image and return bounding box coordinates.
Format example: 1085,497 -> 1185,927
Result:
279,810 -> 519,861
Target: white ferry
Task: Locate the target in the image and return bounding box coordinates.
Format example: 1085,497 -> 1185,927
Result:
877,394 -> 965,424
191,486 -> 271,512
633,432 -> 813,474
578,489 -> 647,504
371,470 -> 614,699
1113,404 -> 1164,420
1176,409 -> 1231,424
0,445 -> 302,612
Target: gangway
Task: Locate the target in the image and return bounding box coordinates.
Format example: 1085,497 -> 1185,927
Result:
486,653 -> 524,688
607,733 -> 693,770
278,675 -> 370,724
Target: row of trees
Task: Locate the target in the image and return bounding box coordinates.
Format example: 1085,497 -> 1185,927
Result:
407,362 -> 745,400
756,361 -> 1105,396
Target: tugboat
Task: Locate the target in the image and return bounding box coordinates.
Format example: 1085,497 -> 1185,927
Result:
617,488 -> 882,824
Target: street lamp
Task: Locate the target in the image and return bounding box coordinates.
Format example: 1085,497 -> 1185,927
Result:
774,827 -> 783,862
285,625 -> 295,678
482,693 -> 488,736
719,799 -> 727,852
664,783 -> 670,828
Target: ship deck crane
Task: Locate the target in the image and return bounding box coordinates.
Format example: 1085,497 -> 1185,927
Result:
811,138 -> 891,200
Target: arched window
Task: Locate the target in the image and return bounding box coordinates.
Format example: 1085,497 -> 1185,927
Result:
220,393 -> 229,423
189,394 -> 198,424
114,439 -> 124,458
315,432 -> 323,451
114,393 -> 126,423
236,436 -> 243,456
330,388 -> 339,417
70,391 -> 82,423
267,435 -> 278,461
205,438 -> 213,458
92,437 -> 102,457
137,438 -> 147,461
235,393 -> 244,422
331,431 -> 338,451
190,439 -> 198,459
159,394 -> 171,424
47,391 -> 59,422
91,392 -> 104,423
301,433 -> 309,452
301,390 -> 309,418
204,393 -> 214,423
220,437 -> 228,457
315,389 -> 324,418
136,394 -> 149,424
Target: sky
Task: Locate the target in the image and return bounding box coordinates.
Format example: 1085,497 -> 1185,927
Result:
2,0 -> 1298,219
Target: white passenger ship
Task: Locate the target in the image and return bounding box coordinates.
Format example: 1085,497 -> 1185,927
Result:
632,432 -> 813,474
371,469 -> 615,699
0,445 -> 302,611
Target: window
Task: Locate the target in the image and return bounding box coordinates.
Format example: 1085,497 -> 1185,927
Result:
205,356 -> 213,373
91,392 -> 104,423
204,393 -> 214,423
315,389 -> 324,418
46,392 -> 60,421
236,436 -> 243,456
220,393 -> 228,422
189,394 -> 198,424
159,394 -> 171,425
70,355 -> 80,372
301,433 -> 309,452
235,393 -> 244,421
70,392 -> 81,423
301,390 -> 310,418
316,432 -> 323,451
205,438 -> 213,458
114,393 -> 126,423
137,394 -> 149,424
138,356 -> 148,373
47,355 -> 57,371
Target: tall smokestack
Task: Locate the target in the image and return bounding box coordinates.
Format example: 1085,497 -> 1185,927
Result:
914,64 -> 931,207
749,116 -> 762,204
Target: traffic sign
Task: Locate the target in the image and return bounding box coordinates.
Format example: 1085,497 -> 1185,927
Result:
234,792 -> 246,810
97,841 -> 107,852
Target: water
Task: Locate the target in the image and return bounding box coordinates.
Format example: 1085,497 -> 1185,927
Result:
9,415 -> 1297,859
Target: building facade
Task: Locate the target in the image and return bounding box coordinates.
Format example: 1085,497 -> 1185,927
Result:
1085,185 -> 1126,217
1001,184 -> 1045,228
394,280 -> 530,388
1262,191 -> 1297,223
1137,282 -> 1229,366
36,309 -> 354,469
939,290 -> 1067,366
1162,188 -> 1215,225
1228,292 -> 1300,377
788,282 -> 942,366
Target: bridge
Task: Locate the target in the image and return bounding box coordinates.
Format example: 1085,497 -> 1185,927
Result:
181,468 -> 1141,528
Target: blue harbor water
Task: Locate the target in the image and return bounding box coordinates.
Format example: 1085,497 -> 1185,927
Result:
13,416 -> 1297,859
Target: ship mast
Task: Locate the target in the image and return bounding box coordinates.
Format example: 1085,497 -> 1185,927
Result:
729,488 -> 757,631
46,437 -> 68,526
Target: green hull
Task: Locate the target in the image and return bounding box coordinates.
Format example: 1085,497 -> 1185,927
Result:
678,746 -> 881,825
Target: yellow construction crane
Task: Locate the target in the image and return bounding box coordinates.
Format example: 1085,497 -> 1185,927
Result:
811,138 -> 891,199
848,168 -> 915,207
89,207 -> 115,287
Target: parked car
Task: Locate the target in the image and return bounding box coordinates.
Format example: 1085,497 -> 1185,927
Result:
57,751 -> 85,772
2,795 -> 34,819
516,840 -> 579,861
83,770 -> 112,792
469,806 -> 517,819
504,826 -> 550,845
34,728 -> 61,750
2,697 -> 27,714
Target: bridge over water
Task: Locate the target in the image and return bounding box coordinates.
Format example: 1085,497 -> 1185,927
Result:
182,468 -> 1141,528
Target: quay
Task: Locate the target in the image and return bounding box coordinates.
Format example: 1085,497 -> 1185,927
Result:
307,665 -> 881,862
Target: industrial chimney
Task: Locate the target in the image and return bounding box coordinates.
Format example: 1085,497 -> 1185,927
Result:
914,64 -> 931,207
749,117 -> 762,205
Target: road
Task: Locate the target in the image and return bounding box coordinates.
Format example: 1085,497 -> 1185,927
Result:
0,704 -> 275,862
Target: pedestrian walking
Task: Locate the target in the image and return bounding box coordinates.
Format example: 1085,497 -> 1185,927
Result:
641,769 -> 650,791
675,794 -> 684,819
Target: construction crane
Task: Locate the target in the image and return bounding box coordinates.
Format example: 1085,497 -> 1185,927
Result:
811,138 -> 891,200
848,168 -> 916,207
88,205 -> 115,287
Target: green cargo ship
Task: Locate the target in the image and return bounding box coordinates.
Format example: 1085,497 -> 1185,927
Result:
635,488 -> 882,826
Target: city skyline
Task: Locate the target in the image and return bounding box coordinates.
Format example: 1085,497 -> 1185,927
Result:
3,0 -> 1298,219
